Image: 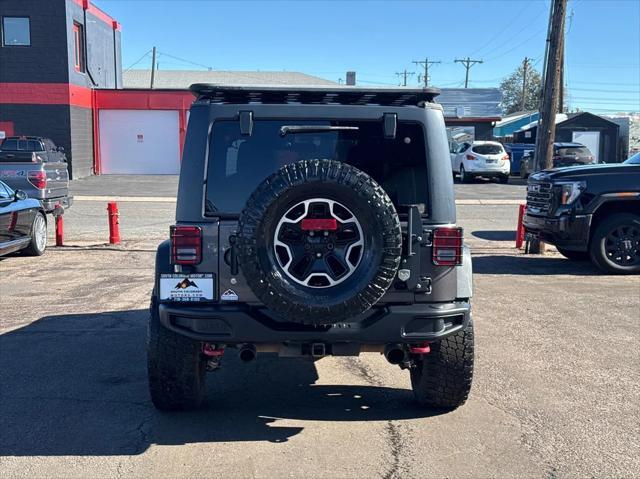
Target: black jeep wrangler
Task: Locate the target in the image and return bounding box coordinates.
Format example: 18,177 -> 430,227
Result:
524,154 -> 640,274
148,85 -> 474,411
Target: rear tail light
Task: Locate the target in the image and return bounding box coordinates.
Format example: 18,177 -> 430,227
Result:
466,154 -> 476,161
432,227 -> 463,266
502,154 -> 510,161
171,225 -> 202,265
27,171 -> 46,189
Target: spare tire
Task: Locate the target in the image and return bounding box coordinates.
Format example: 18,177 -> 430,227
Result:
237,159 -> 402,324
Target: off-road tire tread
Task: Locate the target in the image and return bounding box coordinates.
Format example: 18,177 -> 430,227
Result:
589,213 -> 640,275
237,159 -> 402,324
410,319 -> 474,409
147,298 -> 206,411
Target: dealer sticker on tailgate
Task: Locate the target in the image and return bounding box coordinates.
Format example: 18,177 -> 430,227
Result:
159,273 -> 214,302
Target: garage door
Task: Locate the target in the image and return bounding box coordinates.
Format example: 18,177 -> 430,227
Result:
99,110 -> 180,174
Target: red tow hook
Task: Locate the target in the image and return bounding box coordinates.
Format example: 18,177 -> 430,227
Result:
409,343 -> 431,354
202,343 -> 224,357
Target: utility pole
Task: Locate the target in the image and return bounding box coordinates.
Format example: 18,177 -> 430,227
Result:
150,46 -> 157,89
521,57 -> 530,111
395,69 -> 415,87
454,57 -> 483,88
412,58 -> 441,87
529,0 -> 567,254
558,34 -> 565,113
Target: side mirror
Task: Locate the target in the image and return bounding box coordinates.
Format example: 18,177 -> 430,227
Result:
14,190 -> 27,201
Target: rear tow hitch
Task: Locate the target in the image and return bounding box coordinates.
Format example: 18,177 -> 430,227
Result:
203,343 -> 224,371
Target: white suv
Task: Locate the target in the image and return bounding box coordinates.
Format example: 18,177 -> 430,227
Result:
450,141 -> 510,183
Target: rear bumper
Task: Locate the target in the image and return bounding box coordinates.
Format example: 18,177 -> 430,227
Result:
523,212 -> 592,251
158,300 -> 471,344
41,196 -> 73,213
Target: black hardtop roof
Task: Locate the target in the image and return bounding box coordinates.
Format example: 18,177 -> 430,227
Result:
189,84 -> 441,106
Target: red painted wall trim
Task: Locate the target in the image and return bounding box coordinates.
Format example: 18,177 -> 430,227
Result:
92,90 -> 101,174
0,121 -> 15,138
0,83 -> 93,108
93,90 -> 194,110
71,0 -> 120,30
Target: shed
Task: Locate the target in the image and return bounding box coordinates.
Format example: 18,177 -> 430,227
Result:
513,112 -> 621,163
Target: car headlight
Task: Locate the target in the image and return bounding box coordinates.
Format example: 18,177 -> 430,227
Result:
557,181 -> 586,205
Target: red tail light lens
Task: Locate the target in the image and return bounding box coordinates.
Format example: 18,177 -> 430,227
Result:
27,171 -> 46,189
502,154 -> 510,161
466,154 -> 476,161
432,227 -> 463,266
170,225 -> 202,265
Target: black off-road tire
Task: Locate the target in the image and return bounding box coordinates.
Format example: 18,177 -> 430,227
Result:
237,159 -> 402,325
589,213 -> 640,275
22,212 -> 47,256
556,246 -> 590,261
410,319 -> 474,409
147,298 -> 207,411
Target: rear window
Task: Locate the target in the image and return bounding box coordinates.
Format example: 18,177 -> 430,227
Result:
205,119 -> 428,215
556,146 -> 591,157
0,139 -> 44,151
471,144 -> 504,155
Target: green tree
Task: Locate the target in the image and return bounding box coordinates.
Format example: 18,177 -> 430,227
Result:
499,64 -> 542,115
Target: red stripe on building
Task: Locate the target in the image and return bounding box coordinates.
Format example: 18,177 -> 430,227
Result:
71,0 -> 120,30
0,83 -> 93,108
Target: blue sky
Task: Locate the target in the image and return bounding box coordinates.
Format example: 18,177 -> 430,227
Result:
98,0 -> 640,113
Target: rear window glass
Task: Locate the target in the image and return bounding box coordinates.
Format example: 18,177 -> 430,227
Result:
471,144 -> 504,155
0,139 -> 43,151
556,146 -> 591,157
205,120 -> 428,215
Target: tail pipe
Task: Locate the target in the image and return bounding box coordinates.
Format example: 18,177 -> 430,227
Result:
384,344 -> 407,365
239,344 -> 257,362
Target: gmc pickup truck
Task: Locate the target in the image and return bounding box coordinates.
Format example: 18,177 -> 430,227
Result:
0,136 -> 73,213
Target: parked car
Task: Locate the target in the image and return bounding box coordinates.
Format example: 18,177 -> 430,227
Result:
0,136 -> 73,213
524,159 -> 639,274
624,151 -> 640,164
148,85 -> 474,412
0,180 -> 48,257
519,142 -> 596,179
450,141 -> 510,183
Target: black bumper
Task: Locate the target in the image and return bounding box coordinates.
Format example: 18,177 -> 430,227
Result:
523,212 -> 592,251
158,301 -> 471,344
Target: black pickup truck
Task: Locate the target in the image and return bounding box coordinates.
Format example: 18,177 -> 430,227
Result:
524,153 -> 640,274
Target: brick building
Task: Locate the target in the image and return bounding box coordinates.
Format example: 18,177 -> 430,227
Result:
0,0 -> 121,178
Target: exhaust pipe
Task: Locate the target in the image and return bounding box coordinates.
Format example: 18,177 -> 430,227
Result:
239,344 -> 257,362
384,344 -> 407,365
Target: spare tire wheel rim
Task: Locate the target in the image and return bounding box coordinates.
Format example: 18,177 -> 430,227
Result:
273,198 -> 364,288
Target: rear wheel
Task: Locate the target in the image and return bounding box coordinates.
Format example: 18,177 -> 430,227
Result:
147,298 -> 207,410
589,213 -> 640,274
556,246 -> 589,261
22,212 -> 47,256
459,165 -> 471,183
410,319 -> 474,409
498,175 -> 509,184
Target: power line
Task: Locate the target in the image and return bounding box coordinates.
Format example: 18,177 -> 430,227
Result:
412,58 -> 441,87
568,87 -> 640,93
467,1 -> 532,57
124,49 -> 152,72
395,70 -> 415,86
157,51 -> 213,71
454,57 -> 483,88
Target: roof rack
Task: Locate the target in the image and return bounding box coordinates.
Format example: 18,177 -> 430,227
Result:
189,84 -> 440,106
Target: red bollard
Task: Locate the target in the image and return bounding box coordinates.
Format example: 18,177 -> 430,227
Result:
107,202 -> 121,244
516,204 -> 526,249
55,213 -> 64,246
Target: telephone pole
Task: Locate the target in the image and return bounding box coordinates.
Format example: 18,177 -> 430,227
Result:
395,69 -> 415,87
521,57 -> 530,111
150,46 -> 157,89
529,0 -> 567,254
412,58 -> 441,87
454,57 -> 483,88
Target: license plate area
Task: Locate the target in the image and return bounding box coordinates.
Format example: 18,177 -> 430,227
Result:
159,273 -> 215,302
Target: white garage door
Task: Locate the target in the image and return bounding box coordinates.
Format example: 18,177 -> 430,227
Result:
99,110 -> 180,174
572,131 -> 600,163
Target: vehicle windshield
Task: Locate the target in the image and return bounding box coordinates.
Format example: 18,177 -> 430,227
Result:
0,139 -> 44,152
205,119 -> 428,215
471,144 -> 504,155
623,152 -> 640,165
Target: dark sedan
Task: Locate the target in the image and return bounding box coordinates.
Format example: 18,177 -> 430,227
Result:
520,143 -> 596,178
0,180 -> 47,257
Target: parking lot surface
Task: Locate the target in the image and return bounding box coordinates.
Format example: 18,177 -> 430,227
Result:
1,193 -> 638,478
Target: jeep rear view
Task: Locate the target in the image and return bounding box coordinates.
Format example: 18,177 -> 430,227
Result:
148,85 -> 474,411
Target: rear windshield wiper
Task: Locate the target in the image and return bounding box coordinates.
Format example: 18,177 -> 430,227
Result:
279,125 -> 359,137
